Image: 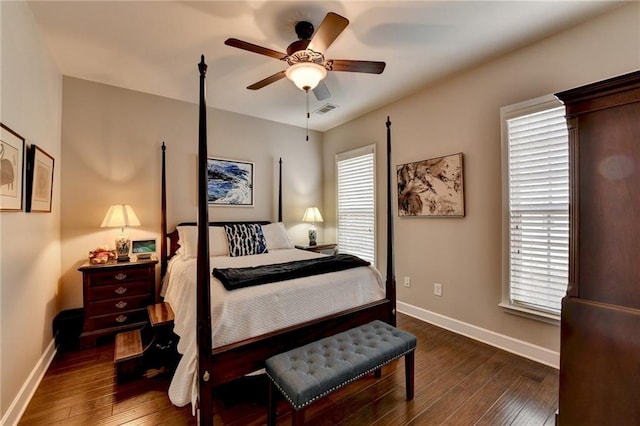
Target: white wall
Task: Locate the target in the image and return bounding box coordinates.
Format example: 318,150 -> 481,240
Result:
0,2 -> 62,424
59,77 -> 324,310
323,3 -> 640,364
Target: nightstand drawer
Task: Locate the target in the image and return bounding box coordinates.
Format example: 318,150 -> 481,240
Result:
87,281 -> 151,301
89,268 -> 151,286
86,294 -> 152,317
87,309 -> 148,330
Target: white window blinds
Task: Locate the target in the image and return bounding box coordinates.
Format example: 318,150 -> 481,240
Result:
336,146 -> 376,265
506,103 -> 569,316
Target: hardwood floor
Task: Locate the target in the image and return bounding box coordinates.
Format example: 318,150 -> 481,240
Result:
18,314 -> 558,425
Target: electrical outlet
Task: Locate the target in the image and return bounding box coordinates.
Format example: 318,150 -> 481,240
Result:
434,282 -> 442,297
404,276 -> 411,287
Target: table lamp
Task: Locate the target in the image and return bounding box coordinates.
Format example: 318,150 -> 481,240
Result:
302,207 -> 323,246
101,204 -> 141,262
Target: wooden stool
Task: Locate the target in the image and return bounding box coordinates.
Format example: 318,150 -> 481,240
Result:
114,329 -> 143,383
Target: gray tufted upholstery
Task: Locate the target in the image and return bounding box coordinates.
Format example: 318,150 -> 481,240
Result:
265,320 -> 417,410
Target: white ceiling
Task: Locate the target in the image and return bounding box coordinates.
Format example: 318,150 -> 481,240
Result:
27,1 -> 622,132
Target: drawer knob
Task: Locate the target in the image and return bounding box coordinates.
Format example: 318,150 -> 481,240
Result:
115,287 -> 127,295
115,301 -> 128,309
115,315 -> 127,323
114,273 -> 127,281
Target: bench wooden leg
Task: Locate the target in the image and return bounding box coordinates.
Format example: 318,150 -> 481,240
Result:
268,380 -> 278,426
292,408 -> 305,426
405,350 -> 415,400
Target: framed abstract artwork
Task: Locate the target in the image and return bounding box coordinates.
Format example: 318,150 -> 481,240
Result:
0,123 -> 25,212
26,145 -> 55,212
397,152 -> 465,217
207,157 -> 254,206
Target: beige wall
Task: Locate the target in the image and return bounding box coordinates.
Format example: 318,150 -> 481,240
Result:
323,3 -> 639,356
0,2 -> 62,422
2,1 -> 639,421
60,77 -> 323,310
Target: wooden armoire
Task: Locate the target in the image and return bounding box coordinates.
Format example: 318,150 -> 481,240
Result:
555,70 -> 640,425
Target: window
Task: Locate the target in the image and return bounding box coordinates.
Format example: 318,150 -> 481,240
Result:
500,94 -> 569,320
336,145 -> 376,265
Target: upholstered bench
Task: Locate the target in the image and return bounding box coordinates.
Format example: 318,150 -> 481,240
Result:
265,320 -> 417,425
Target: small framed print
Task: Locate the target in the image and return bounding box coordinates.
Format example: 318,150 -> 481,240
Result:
26,145 -> 55,212
0,123 -> 26,211
132,239 -> 156,259
132,239 -> 156,254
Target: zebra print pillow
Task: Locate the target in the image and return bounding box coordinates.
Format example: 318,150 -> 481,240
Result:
224,224 -> 269,257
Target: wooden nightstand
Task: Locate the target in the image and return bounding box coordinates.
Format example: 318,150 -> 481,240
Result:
78,259 -> 158,347
295,243 -> 337,255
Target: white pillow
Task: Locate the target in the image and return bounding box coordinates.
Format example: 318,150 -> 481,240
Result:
261,222 -> 294,250
176,225 -> 229,258
210,226 -> 230,256
176,226 -> 196,258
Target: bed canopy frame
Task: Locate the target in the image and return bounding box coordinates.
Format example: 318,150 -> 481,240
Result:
160,55 -> 396,425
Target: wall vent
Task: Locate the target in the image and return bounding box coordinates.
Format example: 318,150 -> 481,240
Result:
314,103 -> 337,115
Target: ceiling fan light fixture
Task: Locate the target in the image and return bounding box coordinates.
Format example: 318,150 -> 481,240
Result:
285,62 -> 327,91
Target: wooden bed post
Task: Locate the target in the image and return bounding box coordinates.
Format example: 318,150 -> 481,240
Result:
386,116 -> 397,326
160,142 -> 168,286
196,55 -> 214,426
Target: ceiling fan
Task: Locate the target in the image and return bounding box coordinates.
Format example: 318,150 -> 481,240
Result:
225,12 -> 386,101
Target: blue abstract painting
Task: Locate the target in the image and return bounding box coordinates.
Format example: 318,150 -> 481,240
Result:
207,157 -> 254,206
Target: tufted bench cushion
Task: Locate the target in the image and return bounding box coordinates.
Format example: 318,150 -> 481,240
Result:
265,320 -> 416,424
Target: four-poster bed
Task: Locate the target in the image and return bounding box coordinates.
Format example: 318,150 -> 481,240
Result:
159,56 -> 396,425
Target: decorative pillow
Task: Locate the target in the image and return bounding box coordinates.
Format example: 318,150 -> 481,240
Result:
261,222 -> 294,250
224,224 -> 268,257
176,225 -> 229,258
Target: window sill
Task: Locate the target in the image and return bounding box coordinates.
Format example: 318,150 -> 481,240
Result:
499,302 -> 560,326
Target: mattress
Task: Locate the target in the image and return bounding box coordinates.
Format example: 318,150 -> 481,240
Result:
161,248 -> 386,410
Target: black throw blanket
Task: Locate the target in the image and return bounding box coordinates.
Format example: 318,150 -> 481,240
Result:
212,254 -> 370,291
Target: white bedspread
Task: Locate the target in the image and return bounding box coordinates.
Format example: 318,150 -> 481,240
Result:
161,248 -> 385,410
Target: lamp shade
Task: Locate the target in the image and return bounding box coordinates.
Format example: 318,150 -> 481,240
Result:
100,204 -> 141,230
285,62 -> 327,91
302,207 -> 324,223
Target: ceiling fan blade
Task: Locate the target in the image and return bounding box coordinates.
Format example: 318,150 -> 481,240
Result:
225,38 -> 288,60
326,59 -> 386,74
247,70 -> 287,90
308,12 -> 349,53
313,81 -> 331,101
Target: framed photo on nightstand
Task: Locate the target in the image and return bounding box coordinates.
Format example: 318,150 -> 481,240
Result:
132,239 -> 156,259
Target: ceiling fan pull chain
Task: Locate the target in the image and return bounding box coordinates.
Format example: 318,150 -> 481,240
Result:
306,88 -> 310,142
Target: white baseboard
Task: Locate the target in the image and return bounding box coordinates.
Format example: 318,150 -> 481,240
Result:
397,301 -> 559,369
1,338 -> 57,426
